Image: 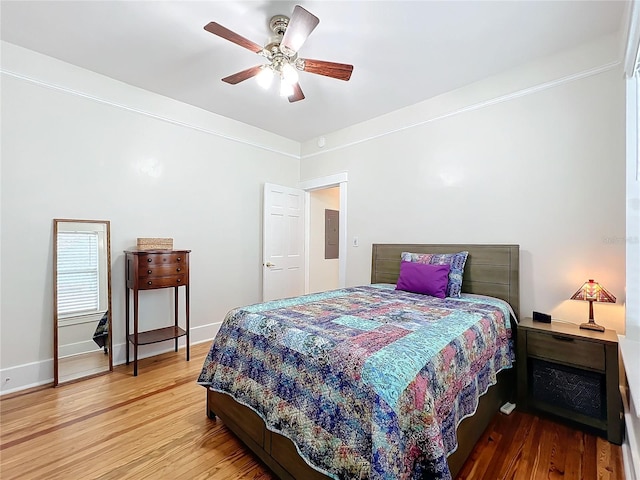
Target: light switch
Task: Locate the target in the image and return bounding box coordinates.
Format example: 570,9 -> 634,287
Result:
352,236 -> 359,247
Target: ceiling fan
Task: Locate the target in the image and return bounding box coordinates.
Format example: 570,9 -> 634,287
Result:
204,5 -> 353,103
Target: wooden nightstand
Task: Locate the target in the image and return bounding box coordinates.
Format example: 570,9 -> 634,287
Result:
517,317 -> 622,444
124,249 -> 191,376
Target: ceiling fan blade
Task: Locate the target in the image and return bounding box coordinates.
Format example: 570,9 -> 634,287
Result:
204,22 -> 263,54
300,59 -> 353,81
288,83 -> 305,103
280,5 -> 319,55
222,65 -> 263,85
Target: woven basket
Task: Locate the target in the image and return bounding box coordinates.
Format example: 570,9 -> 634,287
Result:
137,237 -> 173,250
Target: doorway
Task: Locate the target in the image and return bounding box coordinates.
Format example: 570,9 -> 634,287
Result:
308,187 -> 340,293
299,172 -> 348,293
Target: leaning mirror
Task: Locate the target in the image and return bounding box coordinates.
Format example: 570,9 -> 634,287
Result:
53,219 -> 112,385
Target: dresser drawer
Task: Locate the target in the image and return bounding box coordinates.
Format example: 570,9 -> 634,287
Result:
140,274 -> 187,289
139,264 -> 188,278
527,331 -> 605,371
138,253 -> 188,266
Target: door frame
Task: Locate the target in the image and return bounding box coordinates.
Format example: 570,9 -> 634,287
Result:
299,172 -> 348,292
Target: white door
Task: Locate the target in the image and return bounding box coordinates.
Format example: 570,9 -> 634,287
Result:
263,183 -> 306,302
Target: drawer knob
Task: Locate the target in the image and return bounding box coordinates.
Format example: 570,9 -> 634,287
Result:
147,258 -> 152,263
176,268 -> 181,272
177,257 -> 181,261
177,278 -> 181,283
147,269 -> 152,274
147,281 -> 152,285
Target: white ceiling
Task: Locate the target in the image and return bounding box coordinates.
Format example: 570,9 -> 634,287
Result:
0,1 -> 628,142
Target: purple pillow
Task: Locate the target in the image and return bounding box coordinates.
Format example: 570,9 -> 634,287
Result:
400,251 -> 469,297
395,261 -> 450,298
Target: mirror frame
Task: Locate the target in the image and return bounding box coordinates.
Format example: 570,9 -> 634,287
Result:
53,218 -> 113,386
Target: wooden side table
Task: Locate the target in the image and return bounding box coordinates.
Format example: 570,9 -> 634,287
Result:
517,317 -> 622,444
125,249 -> 191,376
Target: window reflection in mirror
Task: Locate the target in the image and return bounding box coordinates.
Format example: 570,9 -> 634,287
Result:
53,219 -> 112,385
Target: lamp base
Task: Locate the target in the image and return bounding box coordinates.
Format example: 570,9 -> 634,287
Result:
579,321 -> 605,332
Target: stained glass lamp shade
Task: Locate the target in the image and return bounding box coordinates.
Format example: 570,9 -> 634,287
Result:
570,279 -> 616,332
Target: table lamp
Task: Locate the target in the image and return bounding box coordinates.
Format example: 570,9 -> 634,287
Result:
570,279 -> 616,332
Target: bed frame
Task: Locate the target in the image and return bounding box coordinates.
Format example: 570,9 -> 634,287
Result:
206,243 -> 520,479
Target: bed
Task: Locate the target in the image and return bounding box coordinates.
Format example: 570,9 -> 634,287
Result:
198,243 -> 519,480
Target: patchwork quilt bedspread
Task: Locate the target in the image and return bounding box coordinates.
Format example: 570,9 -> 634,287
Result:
197,285 -> 514,480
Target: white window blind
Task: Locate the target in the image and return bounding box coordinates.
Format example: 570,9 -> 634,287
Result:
57,231 -> 100,316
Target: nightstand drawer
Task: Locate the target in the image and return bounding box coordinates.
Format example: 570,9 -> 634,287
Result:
140,274 -> 187,289
138,253 -> 187,265
139,264 -> 188,278
527,331 -> 605,371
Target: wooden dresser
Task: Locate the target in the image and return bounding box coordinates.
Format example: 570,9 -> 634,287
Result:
124,249 -> 191,376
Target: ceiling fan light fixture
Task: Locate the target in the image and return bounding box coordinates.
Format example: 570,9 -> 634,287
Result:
279,79 -> 294,97
256,66 -> 274,89
281,62 -> 299,85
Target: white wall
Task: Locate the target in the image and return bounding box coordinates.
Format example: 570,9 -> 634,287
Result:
300,34 -> 627,333
0,42 -> 300,393
309,187 -> 340,293
625,78 -> 640,341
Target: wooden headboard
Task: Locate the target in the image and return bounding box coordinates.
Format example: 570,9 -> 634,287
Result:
371,244 -> 520,319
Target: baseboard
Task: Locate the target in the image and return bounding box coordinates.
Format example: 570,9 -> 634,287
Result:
0,359 -> 55,395
623,441 -> 638,480
621,386 -> 640,480
0,321 -> 222,396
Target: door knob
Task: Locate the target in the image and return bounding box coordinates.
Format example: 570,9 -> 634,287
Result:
265,262 -> 275,267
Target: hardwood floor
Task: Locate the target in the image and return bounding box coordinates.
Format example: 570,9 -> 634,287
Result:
456,406 -> 624,480
1,342 -> 624,479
